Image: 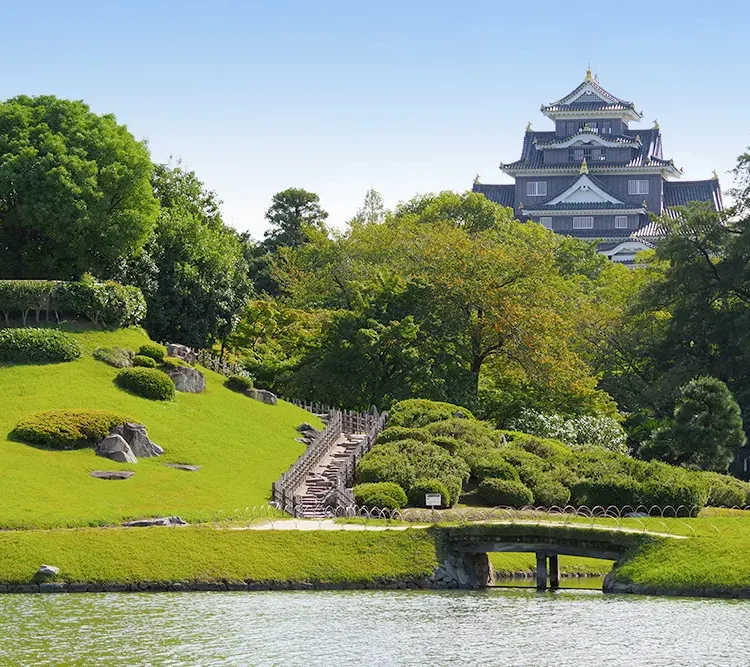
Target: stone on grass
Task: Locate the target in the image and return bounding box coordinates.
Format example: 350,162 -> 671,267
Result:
89,470 -> 135,480
164,463 -> 201,472
167,343 -> 196,364
167,366 -> 205,393
248,388 -> 277,405
110,422 -> 163,458
95,434 -> 137,463
37,565 -> 60,578
297,423 -> 318,434
122,516 -> 187,527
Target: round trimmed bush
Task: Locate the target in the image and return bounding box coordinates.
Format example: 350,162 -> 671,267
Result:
639,478 -> 709,510
425,418 -> 501,449
12,409 -> 129,450
225,374 -> 255,393
115,367 -> 175,401
0,328 -> 81,363
530,479 -> 571,507
408,478 -> 451,508
702,472 -> 749,507
570,475 -> 642,508
430,436 -> 461,454
478,478 -> 534,507
458,447 -> 520,482
160,356 -> 186,370
133,354 -> 157,368
376,426 -> 432,445
357,491 -> 402,511
93,346 -> 133,368
388,399 -> 475,428
137,343 -> 166,363
353,482 -> 407,509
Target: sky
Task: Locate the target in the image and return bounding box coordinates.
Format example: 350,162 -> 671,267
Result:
3,0 -> 747,237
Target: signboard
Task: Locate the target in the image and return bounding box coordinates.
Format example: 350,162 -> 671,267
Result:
425,493 -> 442,508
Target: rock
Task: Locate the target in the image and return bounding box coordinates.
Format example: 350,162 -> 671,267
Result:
297,422 -> 318,434
89,470 -> 135,480
121,516 -> 187,527
248,388 -> 277,405
37,564 -> 60,578
110,422 -> 163,458
167,366 -> 206,393
167,343 -> 196,364
164,463 -> 201,472
95,435 -> 137,464
40,582 -> 67,593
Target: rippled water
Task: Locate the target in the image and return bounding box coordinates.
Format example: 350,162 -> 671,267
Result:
0,590 -> 748,666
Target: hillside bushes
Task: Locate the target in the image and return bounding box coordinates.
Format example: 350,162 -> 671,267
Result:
93,347 -> 133,368
0,281 -> 56,325
12,410 -> 128,450
138,343 -> 166,363
353,482 -> 408,509
388,399 -> 475,428
133,354 -> 157,368
115,367 -> 175,401
0,328 -> 82,363
225,374 -> 255,393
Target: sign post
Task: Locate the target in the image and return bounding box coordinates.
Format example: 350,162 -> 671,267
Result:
425,493 -> 441,521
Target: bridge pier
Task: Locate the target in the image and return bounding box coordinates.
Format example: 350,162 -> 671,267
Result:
535,552 -> 547,591
549,553 -> 560,589
535,552 -> 560,591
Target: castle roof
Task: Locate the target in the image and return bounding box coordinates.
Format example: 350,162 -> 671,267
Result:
541,70 -> 642,121
663,179 -> 723,217
471,183 -> 515,208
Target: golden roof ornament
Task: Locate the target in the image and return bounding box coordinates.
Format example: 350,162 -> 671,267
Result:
526,121 -> 532,132
579,158 -> 589,174
653,118 -> 659,129
585,66 -> 593,82
635,134 -> 641,143
473,173 -> 481,185
712,170 -> 719,180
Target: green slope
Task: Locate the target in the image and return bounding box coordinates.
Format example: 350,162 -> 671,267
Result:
0,326 -> 321,528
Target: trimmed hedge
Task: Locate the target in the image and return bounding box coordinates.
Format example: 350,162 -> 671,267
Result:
12,409 -> 129,450
133,354 -> 157,368
225,374 -> 255,393
702,472 -> 750,507
459,447 -> 520,483
93,347 -> 133,368
530,478 -> 571,507
0,280 -> 56,325
478,478 -> 534,507
352,482 -> 408,509
115,367 -> 175,401
376,426 -> 432,445
161,356 -> 186,370
54,278 -> 146,328
138,343 -> 166,363
426,418 -> 501,449
408,478 -> 451,508
388,399 -> 475,428
0,328 -> 82,363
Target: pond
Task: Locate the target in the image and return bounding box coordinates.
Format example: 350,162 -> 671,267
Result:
1,590 -> 747,666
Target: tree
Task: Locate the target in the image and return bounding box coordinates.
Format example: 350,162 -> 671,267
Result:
0,95 -> 158,279
641,377 -> 745,472
352,188 -> 386,226
124,163 -> 251,348
262,188 -> 328,252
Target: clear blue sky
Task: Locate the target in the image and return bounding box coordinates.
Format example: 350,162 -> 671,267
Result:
3,0 -> 746,237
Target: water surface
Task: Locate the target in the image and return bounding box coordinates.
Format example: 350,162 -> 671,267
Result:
0,590 -> 747,666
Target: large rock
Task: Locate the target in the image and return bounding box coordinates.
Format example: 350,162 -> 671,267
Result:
89,470 -> 135,480
248,388 -> 277,405
95,434 -> 137,463
167,343 -> 196,365
110,422 -> 163,458
37,565 -> 60,578
122,516 -> 187,527
167,366 -> 206,393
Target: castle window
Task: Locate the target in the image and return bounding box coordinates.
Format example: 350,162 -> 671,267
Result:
628,179 -> 649,195
615,215 -> 628,228
573,216 -> 594,229
601,121 -> 612,135
526,181 -> 547,197
569,147 -> 605,162
540,217 -> 553,229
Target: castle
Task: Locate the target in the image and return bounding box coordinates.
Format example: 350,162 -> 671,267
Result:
473,70 -> 722,263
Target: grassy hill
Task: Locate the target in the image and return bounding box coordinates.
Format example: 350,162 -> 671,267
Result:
0,325 -> 321,528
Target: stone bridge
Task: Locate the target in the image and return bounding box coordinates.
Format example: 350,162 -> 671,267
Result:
430,521 -> 674,590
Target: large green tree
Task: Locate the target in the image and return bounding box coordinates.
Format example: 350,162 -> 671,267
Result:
0,95 -> 158,279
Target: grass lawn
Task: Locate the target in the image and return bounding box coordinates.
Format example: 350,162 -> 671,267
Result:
0,527 -> 437,585
489,553 -> 613,578
0,325 -> 322,529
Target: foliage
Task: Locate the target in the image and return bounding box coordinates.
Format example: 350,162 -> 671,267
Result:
352,482 -> 407,509
459,448 -> 520,483
92,347 -> 133,368
225,373 -> 255,392
641,377 -> 745,472
160,356 -> 186,370
53,277 -> 147,328
12,409 -> 129,450
702,472 -> 750,507
375,426 -> 432,445
115,367 -> 175,401
123,162 -> 251,348
388,399 -> 475,428
477,478 -> 534,507
425,418 -> 500,449
0,280 -> 56,325
133,354 -> 157,368
408,478 -> 451,508
530,478 -> 571,507
570,476 -> 642,508
0,327 -> 82,363
0,95 -> 158,280
138,343 -> 166,362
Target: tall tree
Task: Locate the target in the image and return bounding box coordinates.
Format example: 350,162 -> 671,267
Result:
0,95 -> 158,279
352,188 -> 386,226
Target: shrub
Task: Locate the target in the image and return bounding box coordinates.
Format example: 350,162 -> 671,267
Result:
408,478 -> 451,508
570,475 -> 643,508
639,470 -> 709,510
161,356 -> 186,370
0,280 -> 56,325
425,418 -> 501,449
12,409 -> 129,450
137,343 -> 166,363
115,367 -> 175,401
702,472 -> 750,507
376,426 -> 432,445
530,478 -> 571,507
498,447 -> 551,488
430,436 -> 461,454
388,399 -> 475,428
225,374 -> 255,393
53,277 -> 146,328
478,478 -> 533,507
356,491 -> 401,511
133,354 -> 157,368
0,328 -> 82,363
458,447 -> 520,483
500,431 -> 570,461
93,347 -> 133,368
352,482 -> 407,509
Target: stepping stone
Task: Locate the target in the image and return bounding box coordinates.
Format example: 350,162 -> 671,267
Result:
89,470 -> 135,480
164,463 -> 201,472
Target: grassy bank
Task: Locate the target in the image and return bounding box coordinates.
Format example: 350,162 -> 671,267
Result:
0,527 -> 437,585
0,326 -> 321,529
489,553 -> 613,578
